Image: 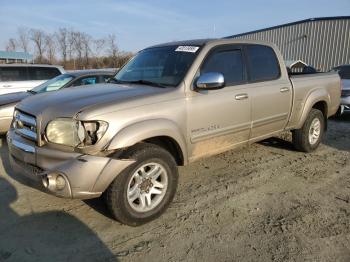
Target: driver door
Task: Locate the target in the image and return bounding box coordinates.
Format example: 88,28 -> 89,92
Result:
187,45 -> 252,161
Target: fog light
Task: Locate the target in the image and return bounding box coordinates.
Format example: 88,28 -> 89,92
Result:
56,175 -> 66,191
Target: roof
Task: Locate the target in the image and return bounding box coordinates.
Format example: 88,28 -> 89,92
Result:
145,38 -> 277,51
66,69 -> 116,77
225,16 -> 350,38
146,39 -> 213,49
0,51 -> 33,60
0,63 -> 62,68
285,60 -> 308,68
333,64 -> 350,69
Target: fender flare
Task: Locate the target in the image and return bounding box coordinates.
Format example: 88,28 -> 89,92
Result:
296,89 -> 330,129
106,119 -> 188,163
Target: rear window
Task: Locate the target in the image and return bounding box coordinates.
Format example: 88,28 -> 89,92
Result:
72,76 -> 98,86
245,45 -> 280,82
28,67 -> 61,80
0,67 -> 28,81
338,67 -> 350,79
101,75 -> 112,83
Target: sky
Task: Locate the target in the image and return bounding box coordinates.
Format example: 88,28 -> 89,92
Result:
0,0 -> 349,53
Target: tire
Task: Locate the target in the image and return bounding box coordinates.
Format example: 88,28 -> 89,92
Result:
335,105 -> 344,118
105,143 -> 178,226
292,108 -> 325,152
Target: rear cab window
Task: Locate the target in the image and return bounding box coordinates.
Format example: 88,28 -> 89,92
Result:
28,67 -> 61,80
245,44 -> 280,82
0,67 -> 28,81
338,67 -> 350,79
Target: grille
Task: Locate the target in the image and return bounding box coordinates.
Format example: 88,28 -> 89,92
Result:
341,89 -> 350,97
13,110 -> 38,143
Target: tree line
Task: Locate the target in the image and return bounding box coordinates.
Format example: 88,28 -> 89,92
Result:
5,27 -> 133,70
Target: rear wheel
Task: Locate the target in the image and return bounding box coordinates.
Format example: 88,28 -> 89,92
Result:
105,143 -> 178,226
292,109 -> 325,152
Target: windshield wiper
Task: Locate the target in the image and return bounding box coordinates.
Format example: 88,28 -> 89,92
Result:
116,79 -> 168,88
27,90 -> 37,94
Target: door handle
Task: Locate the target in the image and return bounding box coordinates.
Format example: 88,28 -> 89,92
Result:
280,87 -> 290,93
235,93 -> 248,100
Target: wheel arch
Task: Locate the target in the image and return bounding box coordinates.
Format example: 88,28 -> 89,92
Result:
295,89 -> 330,130
106,119 -> 188,165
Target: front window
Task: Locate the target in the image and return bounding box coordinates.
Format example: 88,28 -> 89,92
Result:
31,74 -> 74,93
114,45 -> 201,87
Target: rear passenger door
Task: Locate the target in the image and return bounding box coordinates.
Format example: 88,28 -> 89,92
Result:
244,44 -> 292,140
0,67 -> 29,95
188,45 -> 251,160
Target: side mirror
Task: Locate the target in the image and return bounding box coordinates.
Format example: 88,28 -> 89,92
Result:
195,72 -> 225,90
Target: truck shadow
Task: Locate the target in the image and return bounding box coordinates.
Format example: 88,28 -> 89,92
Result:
0,139 -> 117,261
1,137 -> 116,221
0,177 -> 117,262
259,112 -> 350,153
259,137 -> 296,151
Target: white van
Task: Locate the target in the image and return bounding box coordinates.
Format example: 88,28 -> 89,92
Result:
0,64 -> 65,95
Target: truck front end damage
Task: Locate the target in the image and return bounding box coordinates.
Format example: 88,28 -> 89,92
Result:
7,110 -> 134,199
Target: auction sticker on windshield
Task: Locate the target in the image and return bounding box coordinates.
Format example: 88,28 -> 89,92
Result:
175,46 -> 199,53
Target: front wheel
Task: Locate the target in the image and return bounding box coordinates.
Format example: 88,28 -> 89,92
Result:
292,108 -> 325,152
105,143 -> 178,226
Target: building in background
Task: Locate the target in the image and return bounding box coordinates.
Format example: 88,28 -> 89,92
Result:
0,51 -> 33,64
226,16 -> 350,71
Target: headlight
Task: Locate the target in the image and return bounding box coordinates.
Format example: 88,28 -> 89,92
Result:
46,118 -> 108,147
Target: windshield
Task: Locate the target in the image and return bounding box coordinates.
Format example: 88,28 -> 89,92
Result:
114,45 -> 201,87
31,74 -> 75,93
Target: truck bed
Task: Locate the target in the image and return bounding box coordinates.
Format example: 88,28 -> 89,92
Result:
287,72 -> 341,128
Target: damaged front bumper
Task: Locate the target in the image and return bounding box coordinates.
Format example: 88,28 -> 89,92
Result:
7,130 -> 134,199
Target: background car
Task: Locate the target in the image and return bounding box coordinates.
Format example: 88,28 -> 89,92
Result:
332,64 -> 350,116
0,64 -> 65,95
0,69 -> 116,134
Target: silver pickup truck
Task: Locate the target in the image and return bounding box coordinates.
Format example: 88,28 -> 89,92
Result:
7,39 -> 340,226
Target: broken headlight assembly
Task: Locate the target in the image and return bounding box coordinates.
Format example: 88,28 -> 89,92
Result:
46,118 -> 108,147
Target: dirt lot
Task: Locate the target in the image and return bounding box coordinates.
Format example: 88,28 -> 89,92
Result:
0,114 -> 349,262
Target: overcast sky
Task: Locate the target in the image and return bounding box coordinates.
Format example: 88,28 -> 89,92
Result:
0,0 -> 349,52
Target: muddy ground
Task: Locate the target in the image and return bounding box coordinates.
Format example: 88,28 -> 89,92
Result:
0,113 -> 349,262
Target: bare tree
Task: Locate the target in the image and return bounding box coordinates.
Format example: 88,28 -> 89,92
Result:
81,33 -> 92,68
17,27 -> 30,53
55,28 -> 69,66
30,29 -> 47,63
92,38 -> 106,68
107,34 -> 118,68
4,26 -> 132,69
70,31 -> 83,68
45,34 -> 56,64
6,38 -> 17,52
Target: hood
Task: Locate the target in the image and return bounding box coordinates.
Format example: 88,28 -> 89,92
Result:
17,83 -> 169,120
0,91 -> 31,106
